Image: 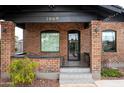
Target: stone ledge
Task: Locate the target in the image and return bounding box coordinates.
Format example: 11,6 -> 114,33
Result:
11,55 -> 62,59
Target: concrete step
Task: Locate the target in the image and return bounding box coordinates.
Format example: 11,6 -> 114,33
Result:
60,72 -> 92,79
60,68 -> 90,73
59,67 -> 94,85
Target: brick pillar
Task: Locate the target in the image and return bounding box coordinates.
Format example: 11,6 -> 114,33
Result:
0,21 -> 15,79
91,20 -> 102,80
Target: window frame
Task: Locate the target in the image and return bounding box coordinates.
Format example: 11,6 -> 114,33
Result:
102,30 -> 117,52
40,30 -> 60,53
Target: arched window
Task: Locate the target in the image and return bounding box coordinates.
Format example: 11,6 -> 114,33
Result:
41,31 -> 60,52
102,30 -> 116,52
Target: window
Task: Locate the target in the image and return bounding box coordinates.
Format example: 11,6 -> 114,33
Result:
41,31 -> 59,52
102,30 -> 116,52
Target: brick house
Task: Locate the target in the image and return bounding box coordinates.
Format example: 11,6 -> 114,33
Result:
0,5 -> 124,83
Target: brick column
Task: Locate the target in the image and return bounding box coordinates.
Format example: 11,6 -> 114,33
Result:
91,20 -> 102,80
0,21 -> 15,79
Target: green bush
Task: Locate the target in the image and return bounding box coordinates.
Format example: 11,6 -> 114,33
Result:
10,57 -> 38,85
101,68 -> 123,77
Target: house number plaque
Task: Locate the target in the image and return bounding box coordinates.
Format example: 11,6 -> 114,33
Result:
46,17 -> 59,21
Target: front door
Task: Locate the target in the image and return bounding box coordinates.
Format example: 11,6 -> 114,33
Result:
68,31 -> 80,61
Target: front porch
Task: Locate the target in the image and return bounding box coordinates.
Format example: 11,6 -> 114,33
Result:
0,21 -> 101,81
23,22 -> 91,68
1,6 -> 124,86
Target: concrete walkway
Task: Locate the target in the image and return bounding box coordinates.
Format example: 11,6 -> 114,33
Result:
60,80 -> 124,87
60,83 -> 96,87
95,80 -> 124,87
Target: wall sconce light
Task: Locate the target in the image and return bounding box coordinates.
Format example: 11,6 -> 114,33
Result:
94,27 -> 99,33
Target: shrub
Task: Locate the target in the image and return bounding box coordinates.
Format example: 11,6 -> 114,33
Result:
101,68 -> 123,77
10,57 -> 38,85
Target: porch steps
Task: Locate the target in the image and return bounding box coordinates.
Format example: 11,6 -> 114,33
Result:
59,67 -> 94,86
60,68 -> 90,73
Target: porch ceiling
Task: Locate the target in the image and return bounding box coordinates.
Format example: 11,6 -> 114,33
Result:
0,5 -> 124,28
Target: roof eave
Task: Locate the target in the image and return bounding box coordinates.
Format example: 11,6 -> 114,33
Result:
99,5 -> 123,14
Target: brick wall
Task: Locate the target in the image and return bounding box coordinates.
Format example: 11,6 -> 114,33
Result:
12,57 -> 60,72
91,21 -> 124,79
99,22 -> 124,68
32,58 -> 60,72
24,23 -> 91,62
0,21 -> 15,79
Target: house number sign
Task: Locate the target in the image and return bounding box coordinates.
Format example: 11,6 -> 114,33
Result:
46,17 -> 59,21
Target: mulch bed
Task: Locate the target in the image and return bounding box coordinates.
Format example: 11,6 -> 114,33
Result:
30,79 -> 59,87
0,79 -> 59,87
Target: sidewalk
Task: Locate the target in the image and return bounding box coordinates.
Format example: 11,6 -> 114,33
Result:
61,80 -> 124,87
60,83 -> 96,87
95,80 -> 124,87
